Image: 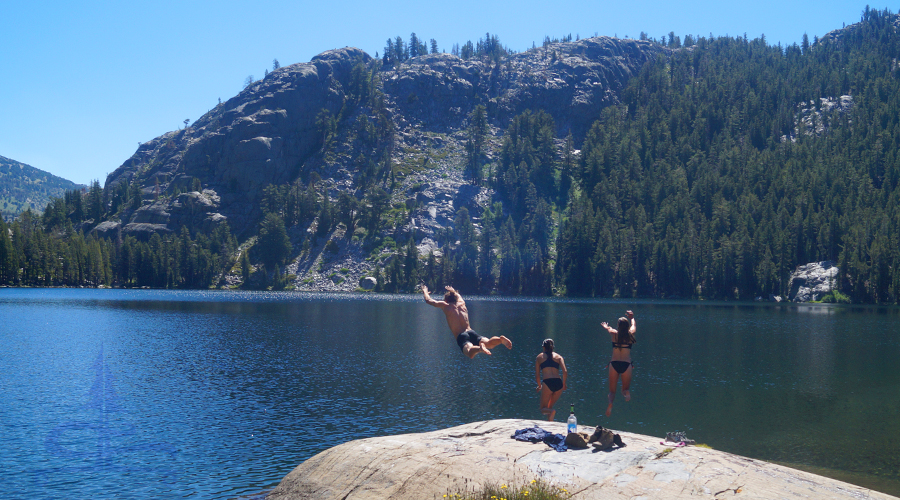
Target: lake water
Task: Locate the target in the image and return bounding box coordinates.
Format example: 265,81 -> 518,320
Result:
1,288 -> 898,499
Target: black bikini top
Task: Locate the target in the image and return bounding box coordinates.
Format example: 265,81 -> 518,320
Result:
611,342 -> 634,349
540,355 -> 560,369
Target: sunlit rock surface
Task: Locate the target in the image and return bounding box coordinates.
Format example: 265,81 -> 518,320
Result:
268,419 -> 895,500
788,261 -> 838,302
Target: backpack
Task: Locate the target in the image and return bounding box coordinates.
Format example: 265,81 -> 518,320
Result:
589,426 -> 616,450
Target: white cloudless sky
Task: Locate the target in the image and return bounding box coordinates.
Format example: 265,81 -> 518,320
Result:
0,0 -> 873,185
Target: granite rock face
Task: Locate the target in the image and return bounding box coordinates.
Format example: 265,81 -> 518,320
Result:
383,37 -> 666,139
102,39 -> 666,241
788,260 -> 838,302
267,419 -> 894,500
104,47 -> 372,238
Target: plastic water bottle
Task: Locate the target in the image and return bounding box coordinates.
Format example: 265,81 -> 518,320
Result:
567,404 -> 577,433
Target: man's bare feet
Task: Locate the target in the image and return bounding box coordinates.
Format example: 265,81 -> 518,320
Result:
547,409 -> 556,421
605,403 -> 613,417
623,390 -> 631,402
501,336 -> 512,349
479,343 -> 492,355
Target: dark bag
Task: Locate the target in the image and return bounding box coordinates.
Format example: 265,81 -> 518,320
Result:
589,426 -> 616,450
564,431 -> 591,449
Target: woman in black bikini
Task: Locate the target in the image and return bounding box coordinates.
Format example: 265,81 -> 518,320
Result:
601,310 -> 636,417
535,338 -> 567,421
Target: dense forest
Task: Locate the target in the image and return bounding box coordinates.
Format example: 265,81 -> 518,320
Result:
2,8 -> 899,304
0,181 -> 236,289
411,8 -> 899,303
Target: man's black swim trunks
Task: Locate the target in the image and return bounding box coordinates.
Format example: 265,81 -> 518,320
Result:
456,329 -> 485,351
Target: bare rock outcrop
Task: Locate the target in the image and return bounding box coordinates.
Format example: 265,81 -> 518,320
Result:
788,260 -> 838,302
268,419 -> 893,500
383,37 -> 666,138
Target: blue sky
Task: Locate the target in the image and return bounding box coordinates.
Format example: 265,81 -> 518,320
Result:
1,0 -> 872,185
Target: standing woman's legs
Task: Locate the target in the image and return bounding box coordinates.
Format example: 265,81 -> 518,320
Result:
621,364 -> 634,401
546,387 -> 564,420
606,364 -> 619,417
539,385 -> 554,419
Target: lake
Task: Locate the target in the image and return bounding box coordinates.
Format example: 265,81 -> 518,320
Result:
1,288 -> 898,498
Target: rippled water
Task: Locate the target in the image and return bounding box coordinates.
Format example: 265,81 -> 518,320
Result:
1,289 -> 898,498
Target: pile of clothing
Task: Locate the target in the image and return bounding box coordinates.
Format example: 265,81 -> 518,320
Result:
512,427 -> 568,451
660,431 -> 695,447
512,426 -> 626,452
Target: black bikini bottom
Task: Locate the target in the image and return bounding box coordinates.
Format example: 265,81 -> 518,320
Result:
609,361 -> 633,374
543,377 -> 563,392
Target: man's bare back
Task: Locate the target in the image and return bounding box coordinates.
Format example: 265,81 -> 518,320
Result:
422,285 -> 512,359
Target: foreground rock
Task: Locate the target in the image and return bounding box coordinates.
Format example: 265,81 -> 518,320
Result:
268,419 -> 895,500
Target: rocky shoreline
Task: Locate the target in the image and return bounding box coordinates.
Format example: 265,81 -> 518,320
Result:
267,419 -> 897,500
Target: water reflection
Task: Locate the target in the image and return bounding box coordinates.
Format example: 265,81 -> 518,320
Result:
33,349 -> 178,498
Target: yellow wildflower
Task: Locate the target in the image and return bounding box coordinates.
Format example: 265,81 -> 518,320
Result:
501,485 -> 508,489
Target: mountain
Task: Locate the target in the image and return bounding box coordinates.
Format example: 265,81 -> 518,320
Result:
0,156 -> 84,220
99,37 -> 665,240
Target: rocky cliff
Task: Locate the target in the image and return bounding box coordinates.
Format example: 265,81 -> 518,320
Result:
95,37 -> 670,289
97,38 -> 667,285
101,47 -> 373,240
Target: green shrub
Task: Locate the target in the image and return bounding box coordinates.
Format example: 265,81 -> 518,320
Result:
820,289 -> 851,303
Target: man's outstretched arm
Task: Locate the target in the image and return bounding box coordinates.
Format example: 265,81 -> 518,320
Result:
422,285 -> 445,308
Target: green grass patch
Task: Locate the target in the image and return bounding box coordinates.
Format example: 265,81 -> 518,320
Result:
366,237 -> 397,260
443,478 -> 570,500
655,447 -> 674,459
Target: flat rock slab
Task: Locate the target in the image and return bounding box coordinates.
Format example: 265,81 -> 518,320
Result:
269,419 -> 896,500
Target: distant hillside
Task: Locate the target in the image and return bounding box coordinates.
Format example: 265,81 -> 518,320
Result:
0,156 -> 84,219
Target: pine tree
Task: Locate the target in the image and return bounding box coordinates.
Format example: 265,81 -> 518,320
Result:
258,213 -> 292,269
